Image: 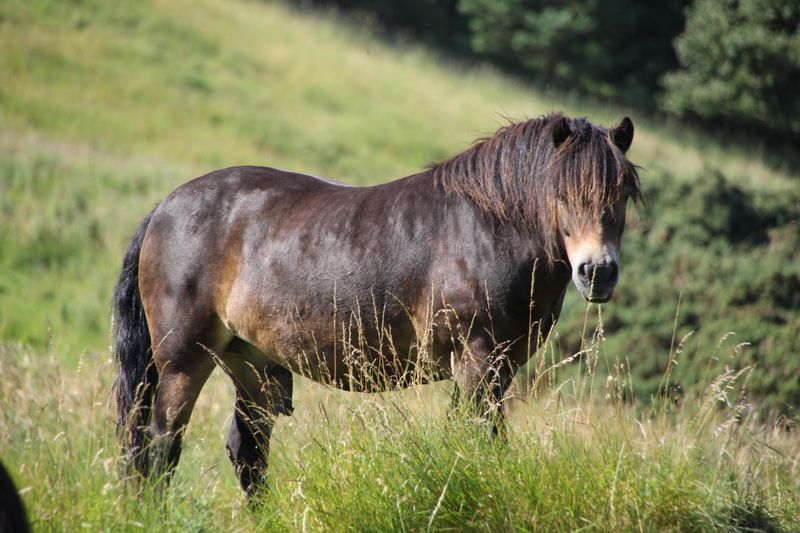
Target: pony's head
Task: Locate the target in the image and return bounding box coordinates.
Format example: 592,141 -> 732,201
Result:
432,113 -> 641,302
549,115 -> 639,302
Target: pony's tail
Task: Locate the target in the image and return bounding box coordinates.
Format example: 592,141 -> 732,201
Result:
112,210 -> 157,473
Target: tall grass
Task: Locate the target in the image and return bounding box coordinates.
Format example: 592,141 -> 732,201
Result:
2,302 -> 798,530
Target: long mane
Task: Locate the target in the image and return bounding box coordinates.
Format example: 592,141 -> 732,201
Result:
430,113 -> 641,263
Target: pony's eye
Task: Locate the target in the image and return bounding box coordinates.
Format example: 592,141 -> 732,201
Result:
560,215 -> 572,237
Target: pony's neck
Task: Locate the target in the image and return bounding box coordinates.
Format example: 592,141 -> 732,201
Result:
442,178 -> 571,283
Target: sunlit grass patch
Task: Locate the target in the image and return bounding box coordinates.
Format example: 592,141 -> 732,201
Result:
250,313 -> 800,531
2,323 -> 798,531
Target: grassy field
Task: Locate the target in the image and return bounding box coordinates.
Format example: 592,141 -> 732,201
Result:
3,328 -> 799,530
1,0 -> 799,530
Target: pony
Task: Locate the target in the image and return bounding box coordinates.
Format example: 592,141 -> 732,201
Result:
0,459 -> 29,533
112,113 -> 640,494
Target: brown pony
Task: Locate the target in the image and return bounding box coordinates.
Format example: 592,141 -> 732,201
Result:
113,113 -> 640,494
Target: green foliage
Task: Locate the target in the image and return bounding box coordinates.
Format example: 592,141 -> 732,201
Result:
458,0 -> 688,104
558,170 -> 800,414
663,0 -> 800,140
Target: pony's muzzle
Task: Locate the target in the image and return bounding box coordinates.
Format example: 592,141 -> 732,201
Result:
575,260 -> 619,302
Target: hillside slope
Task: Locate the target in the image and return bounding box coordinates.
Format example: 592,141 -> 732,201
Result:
0,0 -> 798,408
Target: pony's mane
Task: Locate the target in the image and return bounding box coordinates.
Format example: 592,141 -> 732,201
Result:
430,113 -> 641,263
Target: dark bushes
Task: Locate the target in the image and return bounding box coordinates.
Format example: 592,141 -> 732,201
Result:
558,170 -> 800,414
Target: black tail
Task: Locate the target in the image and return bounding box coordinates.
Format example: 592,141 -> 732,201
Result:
112,210 -> 156,470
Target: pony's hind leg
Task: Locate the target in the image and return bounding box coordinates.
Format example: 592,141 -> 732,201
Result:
147,356 -> 216,484
221,349 -> 293,496
144,321 -> 226,486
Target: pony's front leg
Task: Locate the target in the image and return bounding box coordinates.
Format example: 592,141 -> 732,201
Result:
224,362 -> 293,496
451,336 -> 514,438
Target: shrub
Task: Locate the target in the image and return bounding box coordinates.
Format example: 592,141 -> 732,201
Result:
449,0 -> 688,105
663,0 -> 800,140
558,170 -> 800,414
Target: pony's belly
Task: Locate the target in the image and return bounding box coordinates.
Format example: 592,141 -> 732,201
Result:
223,303 -> 448,392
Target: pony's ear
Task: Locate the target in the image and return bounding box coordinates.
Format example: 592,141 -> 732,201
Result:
551,117 -> 572,148
610,116 -> 634,152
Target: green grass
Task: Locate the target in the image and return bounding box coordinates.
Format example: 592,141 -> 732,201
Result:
2,333 -> 799,531
1,0 -> 799,530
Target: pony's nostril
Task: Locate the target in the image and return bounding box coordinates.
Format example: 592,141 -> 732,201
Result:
593,262 -> 618,284
608,262 -> 619,283
577,262 -> 589,278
